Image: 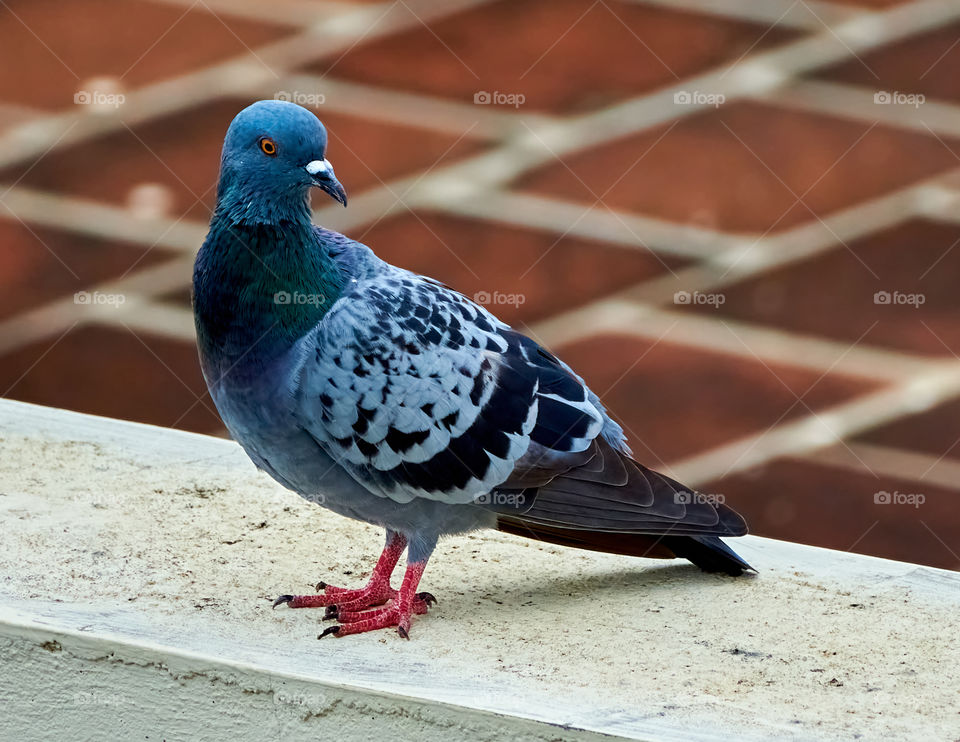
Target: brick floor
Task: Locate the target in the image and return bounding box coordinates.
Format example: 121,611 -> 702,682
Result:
0,325 -> 222,434
312,0 -> 797,114
814,20 -> 960,104
554,334 -> 880,468
0,221 -> 175,321
0,0 -> 295,110
0,98 -> 487,222
679,220 -> 960,356
2,0 -> 960,569
855,397 -> 960,459
515,102 -> 960,234
702,458 -> 960,570
355,211 -> 682,325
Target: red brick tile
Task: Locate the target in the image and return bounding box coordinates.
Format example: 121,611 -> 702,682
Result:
0,325 -> 223,434
0,98 -> 486,222
815,20 -> 960,104
702,458 -> 960,570
682,219 -> 960,357
353,211 -> 682,325
0,221 -> 176,321
316,0 -> 797,114
551,334 -> 879,468
0,0 -> 294,110
855,397 -> 960,460
516,102 -> 960,233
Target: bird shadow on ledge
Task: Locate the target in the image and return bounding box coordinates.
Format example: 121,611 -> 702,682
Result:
461,560 -> 757,616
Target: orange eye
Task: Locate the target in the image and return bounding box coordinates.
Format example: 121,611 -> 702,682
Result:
259,137 -> 277,156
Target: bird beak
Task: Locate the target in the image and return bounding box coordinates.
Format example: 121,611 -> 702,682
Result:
305,159 -> 347,207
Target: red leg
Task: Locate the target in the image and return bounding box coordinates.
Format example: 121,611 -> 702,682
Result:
319,559 -> 430,639
272,531 -> 407,610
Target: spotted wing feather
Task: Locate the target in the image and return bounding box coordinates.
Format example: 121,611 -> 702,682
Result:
295,267 -> 605,504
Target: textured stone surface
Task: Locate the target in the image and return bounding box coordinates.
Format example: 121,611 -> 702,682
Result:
2,401 -> 958,741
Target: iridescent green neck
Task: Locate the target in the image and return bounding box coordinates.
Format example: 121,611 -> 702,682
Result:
194,218 -> 345,359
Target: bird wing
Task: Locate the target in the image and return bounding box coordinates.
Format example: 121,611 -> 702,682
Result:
294,266 -> 605,505
295,259 -> 746,539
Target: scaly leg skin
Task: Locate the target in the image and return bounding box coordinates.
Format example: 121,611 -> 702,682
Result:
272,531 -> 436,637
319,560 -> 429,640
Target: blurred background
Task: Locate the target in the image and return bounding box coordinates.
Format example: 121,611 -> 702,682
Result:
1,0 -> 959,569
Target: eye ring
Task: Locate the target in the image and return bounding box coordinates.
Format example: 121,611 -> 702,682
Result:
259,137 -> 277,156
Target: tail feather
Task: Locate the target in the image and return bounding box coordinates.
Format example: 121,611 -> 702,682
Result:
496,518 -> 754,576
489,436 -> 754,575
660,535 -> 754,576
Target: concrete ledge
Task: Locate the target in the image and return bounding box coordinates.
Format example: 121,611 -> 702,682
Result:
1,400 -> 958,741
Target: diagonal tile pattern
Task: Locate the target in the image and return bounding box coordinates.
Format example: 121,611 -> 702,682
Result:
1,0 -> 959,569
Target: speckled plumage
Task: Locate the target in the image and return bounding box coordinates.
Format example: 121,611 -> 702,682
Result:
194,101 -> 752,637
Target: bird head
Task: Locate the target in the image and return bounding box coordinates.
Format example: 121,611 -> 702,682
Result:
215,100 -> 347,224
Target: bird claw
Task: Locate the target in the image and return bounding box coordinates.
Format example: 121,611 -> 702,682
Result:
276,568 -> 434,637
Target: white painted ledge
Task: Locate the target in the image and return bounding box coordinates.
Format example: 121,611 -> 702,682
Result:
0,400 -> 958,741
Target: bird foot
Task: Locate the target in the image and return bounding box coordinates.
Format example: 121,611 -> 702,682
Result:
323,591 -> 436,621
272,577 -> 436,618
318,596 -> 435,639
274,551 -> 434,638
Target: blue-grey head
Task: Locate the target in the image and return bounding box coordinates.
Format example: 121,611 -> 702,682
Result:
214,100 -> 347,224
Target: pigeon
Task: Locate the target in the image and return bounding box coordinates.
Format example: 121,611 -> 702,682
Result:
193,100 -> 753,640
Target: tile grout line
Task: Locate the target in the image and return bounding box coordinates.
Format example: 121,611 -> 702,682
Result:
2,0 -> 955,258
268,73 -> 556,141
796,441 -> 960,494
517,165 -> 960,346
757,79 -> 960,139
4,0 -> 956,213
3,144 -> 960,401
524,298 -> 946,383
0,0 -> 498,171
0,257 -> 195,356
667,365 -> 960,487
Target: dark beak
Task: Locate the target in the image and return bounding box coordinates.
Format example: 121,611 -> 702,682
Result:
305,159 -> 347,207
